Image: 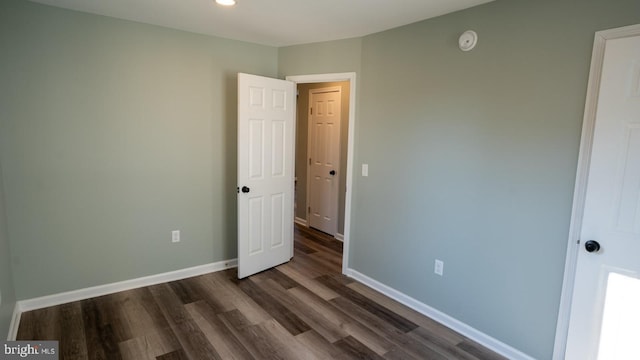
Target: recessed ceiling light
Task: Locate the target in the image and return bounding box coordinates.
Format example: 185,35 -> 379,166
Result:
216,0 -> 236,6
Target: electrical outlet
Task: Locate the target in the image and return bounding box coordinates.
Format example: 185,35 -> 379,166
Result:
172,230 -> 180,243
434,259 -> 444,276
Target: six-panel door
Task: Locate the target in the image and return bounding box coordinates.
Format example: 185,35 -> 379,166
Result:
237,73 -> 295,279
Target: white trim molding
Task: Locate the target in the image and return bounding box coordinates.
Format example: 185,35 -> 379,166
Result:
7,303 -> 21,341
345,268 -> 535,360
294,217 -> 343,242
553,23 -> 640,360
294,216 -> 308,227
16,259 -> 237,314
294,217 -> 343,241
286,72 -> 357,276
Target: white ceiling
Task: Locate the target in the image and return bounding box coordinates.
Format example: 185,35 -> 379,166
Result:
29,0 -> 494,47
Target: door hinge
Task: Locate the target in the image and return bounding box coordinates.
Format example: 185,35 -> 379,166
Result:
310,107 -> 313,115
309,158 -> 311,165
308,206 -> 311,213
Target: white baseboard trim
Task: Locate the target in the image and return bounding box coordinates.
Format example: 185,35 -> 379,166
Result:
293,218 -> 344,242
17,259 -> 237,313
344,268 -> 535,360
7,303 -> 21,341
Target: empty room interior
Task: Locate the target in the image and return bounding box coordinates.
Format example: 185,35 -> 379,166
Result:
1,0 -> 640,359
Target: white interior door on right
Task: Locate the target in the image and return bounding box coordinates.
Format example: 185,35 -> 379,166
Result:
307,87 -> 341,236
565,32 -> 640,359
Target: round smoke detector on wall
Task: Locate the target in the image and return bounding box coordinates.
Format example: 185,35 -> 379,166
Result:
458,30 -> 478,51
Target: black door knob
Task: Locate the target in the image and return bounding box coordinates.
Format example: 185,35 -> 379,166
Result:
329,170 -> 336,176
584,240 -> 600,253
241,186 -> 250,193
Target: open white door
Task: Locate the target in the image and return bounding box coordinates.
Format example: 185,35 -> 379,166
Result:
564,29 -> 640,359
237,73 -> 295,279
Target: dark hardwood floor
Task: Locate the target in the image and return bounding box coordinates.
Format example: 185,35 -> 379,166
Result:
17,225 -> 506,360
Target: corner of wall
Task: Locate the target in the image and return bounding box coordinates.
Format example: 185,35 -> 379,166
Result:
0,160 -> 17,340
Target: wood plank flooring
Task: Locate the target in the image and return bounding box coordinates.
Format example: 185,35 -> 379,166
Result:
17,225 -> 507,360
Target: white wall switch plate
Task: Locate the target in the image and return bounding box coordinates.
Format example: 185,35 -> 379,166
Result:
434,259 -> 444,276
172,230 -> 180,243
362,164 -> 369,177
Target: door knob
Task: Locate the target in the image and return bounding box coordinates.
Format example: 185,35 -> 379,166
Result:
241,186 -> 250,193
584,240 -> 601,253
329,170 -> 336,176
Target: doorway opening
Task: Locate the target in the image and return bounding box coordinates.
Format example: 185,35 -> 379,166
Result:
286,73 -> 356,274
297,84 -> 346,238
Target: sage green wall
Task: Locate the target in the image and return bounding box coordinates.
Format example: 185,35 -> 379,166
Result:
2,0 -> 638,355
0,162 -> 16,338
282,0 -> 639,358
0,0 -> 277,299
278,38 -> 363,78
353,1 -> 639,359
294,82 -> 350,235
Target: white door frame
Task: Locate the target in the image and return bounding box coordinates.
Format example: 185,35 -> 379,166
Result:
553,23 -> 640,360
286,72 -> 356,275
